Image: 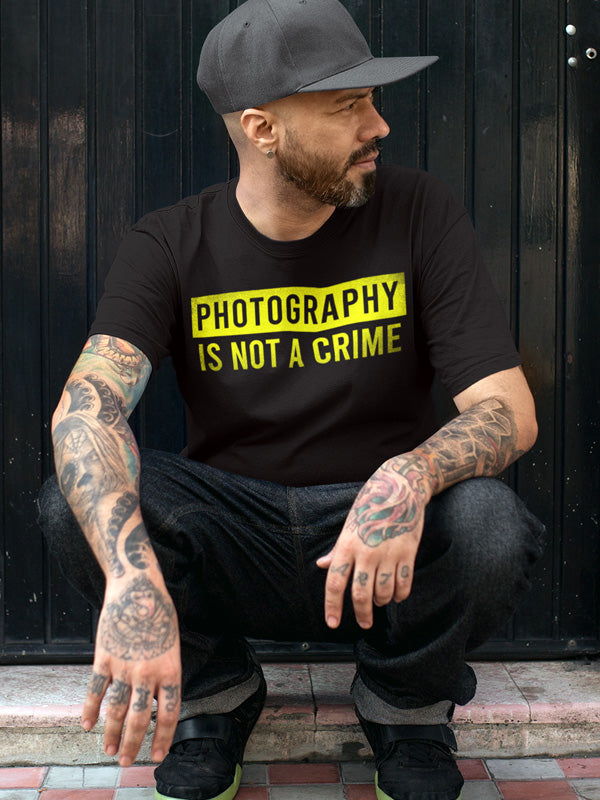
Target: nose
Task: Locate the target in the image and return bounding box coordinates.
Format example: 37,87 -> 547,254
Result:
359,105 -> 390,142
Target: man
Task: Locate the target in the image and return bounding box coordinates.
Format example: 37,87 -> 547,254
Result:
38,1 -> 546,799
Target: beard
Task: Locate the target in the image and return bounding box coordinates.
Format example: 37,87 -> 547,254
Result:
276,129 -> 379,208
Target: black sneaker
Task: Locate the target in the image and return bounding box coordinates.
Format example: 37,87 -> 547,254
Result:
154,675 -> 266,800
357,711 -> 464,800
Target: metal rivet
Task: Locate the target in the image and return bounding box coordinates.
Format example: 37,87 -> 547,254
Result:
586,47 -> 598,59
566,24 -> 577,35
568,56 -> 578,67
301,642 -> 310,650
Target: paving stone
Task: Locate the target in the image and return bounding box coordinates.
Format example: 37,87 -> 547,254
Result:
45,765 -> 86,788
114,789 -> 154,799
0,792 -> 40,800
486,757 -> 564,780
269,786 -> 345,800
269,763 -> 340,784
43,791 -> 115,799
237,788 -> 269,799
345,785 -> 376,800
569,779 -> 600,798
340,760 -> 375,783
497,779 -> 579,799
458,759 -> 489,780
241,763 -> 268,785
119,766 -> 155,787
0,768 -> 46,789
461,780 -> 501,799
559,759 -> 600,779
84,765 -> 120,787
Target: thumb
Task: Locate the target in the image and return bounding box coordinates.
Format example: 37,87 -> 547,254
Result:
316,551 -> 334,569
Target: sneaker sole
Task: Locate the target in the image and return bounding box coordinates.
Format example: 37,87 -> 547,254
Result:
154,763 -> 242,800
375,770 -> 462,800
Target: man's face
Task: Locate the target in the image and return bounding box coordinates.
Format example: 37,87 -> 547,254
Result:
274,88 -> 390,208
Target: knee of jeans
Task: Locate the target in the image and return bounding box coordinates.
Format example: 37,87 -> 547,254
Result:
37,476 -> 76,547
431,478 -> 543,588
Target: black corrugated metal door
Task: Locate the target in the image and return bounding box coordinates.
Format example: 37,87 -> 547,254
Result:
0,0 -> 598,661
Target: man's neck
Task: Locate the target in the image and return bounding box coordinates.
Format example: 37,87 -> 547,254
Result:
235,171 -> 336,242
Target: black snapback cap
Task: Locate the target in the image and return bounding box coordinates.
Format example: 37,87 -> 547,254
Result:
197,0 -> 438,114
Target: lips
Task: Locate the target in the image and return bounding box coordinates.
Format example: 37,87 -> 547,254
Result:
352,150 -> 379,166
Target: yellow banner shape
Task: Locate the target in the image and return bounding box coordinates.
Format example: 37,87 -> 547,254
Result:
191,273 -> 406,338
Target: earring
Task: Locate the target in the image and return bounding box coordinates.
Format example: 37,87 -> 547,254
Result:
266,150 -> 275,159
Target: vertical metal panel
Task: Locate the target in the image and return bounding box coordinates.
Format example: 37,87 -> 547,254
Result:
512,0 -> 563,644
135,0 -> 187,454
45,0 -> 94,645
427,0 -> 468,201
0,0 -> 45,644
561,0 -> 600,645
0,0 -> 597,659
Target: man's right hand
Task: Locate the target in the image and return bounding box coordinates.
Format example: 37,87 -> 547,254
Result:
81,573 -> 182,766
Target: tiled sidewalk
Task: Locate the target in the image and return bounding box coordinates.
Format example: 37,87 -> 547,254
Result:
2,758 -> 600,799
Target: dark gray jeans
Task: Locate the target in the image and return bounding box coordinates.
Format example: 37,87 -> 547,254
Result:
38,449 -> 545,724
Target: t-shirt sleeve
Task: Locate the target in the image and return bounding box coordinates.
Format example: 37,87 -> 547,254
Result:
414,182 -> 521,398
89,220 -> 180,371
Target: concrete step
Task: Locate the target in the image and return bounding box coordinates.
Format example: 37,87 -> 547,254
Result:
0,661 -> 598,766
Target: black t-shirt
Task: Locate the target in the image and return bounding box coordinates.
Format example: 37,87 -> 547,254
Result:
90,165 -> 520,485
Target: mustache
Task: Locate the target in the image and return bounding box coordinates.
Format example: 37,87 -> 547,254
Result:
346,139 -> 382,168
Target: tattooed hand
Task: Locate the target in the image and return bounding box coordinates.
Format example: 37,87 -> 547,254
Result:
81,573 -> 181,768
317,454 -> 433,629
317,393 -> 527,630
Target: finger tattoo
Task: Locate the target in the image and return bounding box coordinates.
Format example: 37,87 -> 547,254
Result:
107,679 -> 131,706
163,684 -> 181,713
330,563 -> 350,576
132,687 -> 151,712
354,571 -> 369,587
379,573 -> 392,585
89,671 -> 108,696
400,565 -> 410,579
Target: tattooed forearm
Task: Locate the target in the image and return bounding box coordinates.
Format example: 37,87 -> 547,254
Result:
417,397 -> 523,491
125,524 -> 153,569
354,398 -> 522,549
104,492 -> 138,577
99,576 -> 177,660
52,336 -> 152,578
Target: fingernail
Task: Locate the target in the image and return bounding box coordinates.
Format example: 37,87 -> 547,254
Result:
82,720 -> 92,732
106,745 -> 117,757
153,750 -> 164,762
327,616 -> 338,627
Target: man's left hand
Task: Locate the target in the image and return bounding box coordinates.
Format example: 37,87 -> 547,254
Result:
317,454 -> 435,629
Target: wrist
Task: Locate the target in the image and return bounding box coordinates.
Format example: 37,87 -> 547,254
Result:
383,451 -> 438,501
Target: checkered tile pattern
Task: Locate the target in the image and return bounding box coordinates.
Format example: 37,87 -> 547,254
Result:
1,758 -> 600,798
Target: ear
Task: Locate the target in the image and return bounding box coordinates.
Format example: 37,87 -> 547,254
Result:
240,107 -> 281,157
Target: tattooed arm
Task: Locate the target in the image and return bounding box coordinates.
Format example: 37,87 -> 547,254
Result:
318,365 -> 537,629
51,334 -> 181,766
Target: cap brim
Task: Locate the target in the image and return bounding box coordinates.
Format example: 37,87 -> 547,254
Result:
298,55 -> 438,93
